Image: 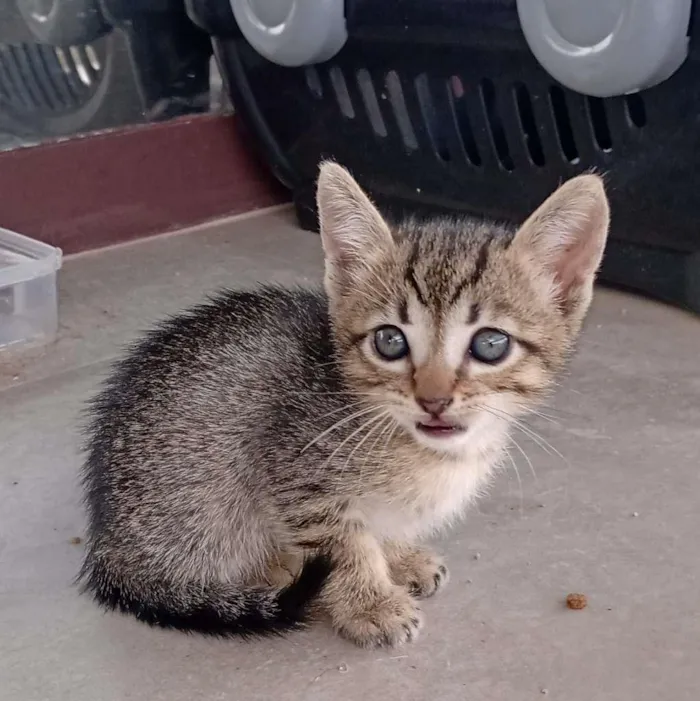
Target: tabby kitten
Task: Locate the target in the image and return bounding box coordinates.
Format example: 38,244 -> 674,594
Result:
80,162 -> 609,647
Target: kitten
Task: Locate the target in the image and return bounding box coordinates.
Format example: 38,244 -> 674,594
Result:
79,162 -> 609,647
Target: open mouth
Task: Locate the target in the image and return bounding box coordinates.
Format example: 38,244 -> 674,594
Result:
416,418 -> 466,438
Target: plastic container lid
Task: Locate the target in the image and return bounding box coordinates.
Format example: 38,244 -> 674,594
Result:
0,228 -> 63,288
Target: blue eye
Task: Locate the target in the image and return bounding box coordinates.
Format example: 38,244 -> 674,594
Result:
469,328 -> 511,364
374,325 -> 409,361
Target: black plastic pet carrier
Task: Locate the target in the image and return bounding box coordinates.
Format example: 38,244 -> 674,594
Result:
189,0 -> 700,313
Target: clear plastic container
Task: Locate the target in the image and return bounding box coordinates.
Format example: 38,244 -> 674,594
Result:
0,228 -> 62,352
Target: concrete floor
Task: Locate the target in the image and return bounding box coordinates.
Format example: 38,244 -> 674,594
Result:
1,208 -> 699,701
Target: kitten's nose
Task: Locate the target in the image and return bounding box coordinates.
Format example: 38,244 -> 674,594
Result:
417,397 -> 453,417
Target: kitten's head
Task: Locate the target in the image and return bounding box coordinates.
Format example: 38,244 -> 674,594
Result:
317,162 -> 609,456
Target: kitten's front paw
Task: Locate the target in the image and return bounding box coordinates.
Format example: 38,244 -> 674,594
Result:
389,547 -> 449,599
333,586 -> 423,648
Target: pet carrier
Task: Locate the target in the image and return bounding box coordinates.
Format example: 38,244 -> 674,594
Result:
190,0 -> 700,313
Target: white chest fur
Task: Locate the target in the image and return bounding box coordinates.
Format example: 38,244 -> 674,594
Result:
361,454 -> 496,543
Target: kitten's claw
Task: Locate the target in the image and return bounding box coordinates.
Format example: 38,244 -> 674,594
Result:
391,547 -> 449,599
333,586 -> 423,648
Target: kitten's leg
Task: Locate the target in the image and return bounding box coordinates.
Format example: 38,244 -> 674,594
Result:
384,540 -> 449,599
314,523 -> 423,648
262,550 -> 304,588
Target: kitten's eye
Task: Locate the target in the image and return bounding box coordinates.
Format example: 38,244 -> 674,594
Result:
469,328 -> 511,364
373,325 -> 409,361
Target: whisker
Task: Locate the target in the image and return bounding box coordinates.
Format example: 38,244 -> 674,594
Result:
338,411 -> 391,479
300,404 -> 386,454
317,400 -> 374,421
358,414 -> 396,475
510,401 -> 576,424
314,359 -> 345,369
322,410 -> 388,473
537,406 -> 583,421
304,390 -> 384,398
378,417 -> 400,463
509,435 -> 537,482
502,445 -> 524,517
512,421 -> 567,463
478,404 -> 567,463
521,409 -> 561,427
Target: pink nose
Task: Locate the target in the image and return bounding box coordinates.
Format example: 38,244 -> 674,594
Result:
417,397 -> 453,416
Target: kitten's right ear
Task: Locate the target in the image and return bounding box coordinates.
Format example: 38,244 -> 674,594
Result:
316,161 -> 393,270
512,173 -> 610,323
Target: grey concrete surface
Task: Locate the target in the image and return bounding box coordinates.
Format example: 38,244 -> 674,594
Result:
1,208 -> 699,701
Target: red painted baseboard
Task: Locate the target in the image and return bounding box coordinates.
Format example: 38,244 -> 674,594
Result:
0,114 -> 289,254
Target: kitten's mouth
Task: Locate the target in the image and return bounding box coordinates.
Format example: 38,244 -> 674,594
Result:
416,418 -> 465,437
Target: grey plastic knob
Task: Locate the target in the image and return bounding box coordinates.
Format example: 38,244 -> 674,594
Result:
517,0 -> 692,97
230,0 -> 347,67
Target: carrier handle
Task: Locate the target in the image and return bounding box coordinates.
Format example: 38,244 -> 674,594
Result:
229,0 -> 347,66
517,0 -> 692,97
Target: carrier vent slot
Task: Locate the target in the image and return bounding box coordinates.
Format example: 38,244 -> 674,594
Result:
0,53 -> 14,102
356,68 -> 387,137
84,44 -> 101,72
329,65 -> 354,118
46,45 -> 82,105
625,93 -> 647,128
305,66 -> 323,99
414,73 -> 451,161
385,70 -> 418,150
54,46 -> 87,97
0,47 -> 33,109
26,44 -> 64,109
68,46 -> 92,86
14,45 -> 53,109
450,75 -> 481,166
513,83 -> 545,166
549,86 -> 579,163
9,45 -> 48,109
480,78 -> 514,171
587,96 -> 612,151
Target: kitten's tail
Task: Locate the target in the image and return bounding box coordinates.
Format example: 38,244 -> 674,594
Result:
79,554 -> 332,638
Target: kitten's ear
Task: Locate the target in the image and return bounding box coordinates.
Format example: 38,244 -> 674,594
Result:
316,161 -> 393,269
513,174 -> 610,317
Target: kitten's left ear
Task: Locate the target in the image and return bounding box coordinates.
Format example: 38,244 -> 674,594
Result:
316,161 -> 393,270
513,174 -> 610,318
